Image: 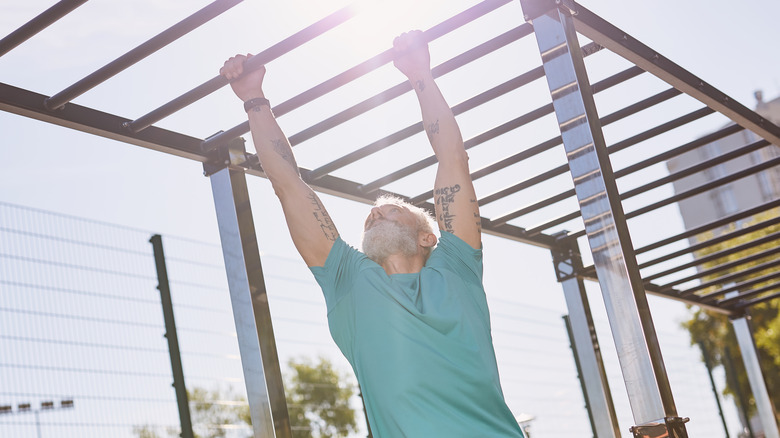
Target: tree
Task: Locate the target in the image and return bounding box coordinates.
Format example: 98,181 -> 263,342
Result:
133,357 -> 358,438
285,356 -> 358,438
681,209 -> 780,422
189,386 -> 251,438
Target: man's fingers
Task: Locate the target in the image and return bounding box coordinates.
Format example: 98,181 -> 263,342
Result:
220,54 -> 248,81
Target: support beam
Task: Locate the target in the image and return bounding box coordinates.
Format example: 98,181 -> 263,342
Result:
522,0 -> 686,434
149,235 -> 194,438
553,236 -> 620,438
731,314 -> 780,438
208,139 -> 291,438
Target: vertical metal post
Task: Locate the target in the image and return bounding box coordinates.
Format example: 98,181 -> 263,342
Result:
563,315 -> 599,438
724,346 -> 755,438
521,1 -> 687,435
697,341 -> 730,438
731,314 -> 780,438
150,234 -> 194,438
208,144 -> 291,438
554,236 -> 620,438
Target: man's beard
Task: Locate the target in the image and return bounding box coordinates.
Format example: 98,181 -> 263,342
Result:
361,220 -> 419,265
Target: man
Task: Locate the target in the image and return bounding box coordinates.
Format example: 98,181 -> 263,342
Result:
220,30 -> 524,437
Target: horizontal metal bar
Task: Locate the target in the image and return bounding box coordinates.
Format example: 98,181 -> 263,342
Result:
639,213 -> 780,270
626,155 -> 780,219
44,0 -> 242,110
656,245 -> 780,291
202,0 -> 513,150
612,122 -> 743,177
126,2 -> 358,133
287,23 -> 533,147
525,211 -> 581,236
576,255 -> 740,315
635,198 -> 780,255
359,101 -> 554,193
733,289 -> 780,310
677,257 -> 780,296
565,121 -> 747,240
485,106 -> 713,224
622,139 -> 770,200
599,88 -> 682,125
488,87 -> 681,226
409,61 -> 641,206
643,231 -> 780,282
323,68 -> 550,186
236,159 -> 560,250
569,2 -> 780,148
0,82 -> 561,254
0,82 -> 205,160
482,165 -> 571,206
0,0 -> 88,58
638,281 -> 734,315
703,271 -> 780,304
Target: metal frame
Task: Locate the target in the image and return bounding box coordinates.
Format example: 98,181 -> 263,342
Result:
2,0 -> 779,435
522,1 -> 682,433
209,139 -> 291,438
149,235 -> 195,438
731,313 -> 780,438
555,236 -> 620,438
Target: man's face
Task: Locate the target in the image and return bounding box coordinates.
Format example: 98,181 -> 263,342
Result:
363,204 -> 418,232
362,204 -> 420,264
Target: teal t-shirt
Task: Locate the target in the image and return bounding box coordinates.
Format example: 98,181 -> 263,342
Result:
310,231 -> 524,438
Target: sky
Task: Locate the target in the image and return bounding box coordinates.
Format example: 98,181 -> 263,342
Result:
1,0 -> 779,437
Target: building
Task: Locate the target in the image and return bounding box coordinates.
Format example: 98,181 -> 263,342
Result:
666,91 -> 780,232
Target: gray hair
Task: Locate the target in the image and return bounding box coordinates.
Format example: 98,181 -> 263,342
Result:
373,195 -> 438,259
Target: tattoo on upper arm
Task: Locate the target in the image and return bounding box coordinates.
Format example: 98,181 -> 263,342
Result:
415,79 -> 426,93
271,139 -> 299,172
471,198 -> 482,233
426,119 -> 440,142
307,193 -> 338,241
434,184 -> 460,232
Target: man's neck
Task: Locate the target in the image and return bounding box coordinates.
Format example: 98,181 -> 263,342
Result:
381,253 -> 426,275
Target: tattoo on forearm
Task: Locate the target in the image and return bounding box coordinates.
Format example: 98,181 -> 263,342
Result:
307,193 -> 338,241
434,184 -> 461,232
426,119 -> 440,142
415,79 -> 426,93
271,139 -> 299,172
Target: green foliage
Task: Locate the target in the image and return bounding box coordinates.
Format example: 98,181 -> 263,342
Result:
132,357 -> 357,438
285,356 -> 358,438
188,386 -> 250,438
681,209 -> 780,419
132,425 -> 164,438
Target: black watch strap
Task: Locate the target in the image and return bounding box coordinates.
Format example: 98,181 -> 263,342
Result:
243,97 -> 270,113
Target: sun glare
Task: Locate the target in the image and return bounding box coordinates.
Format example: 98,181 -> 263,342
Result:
330,0 -> 457,57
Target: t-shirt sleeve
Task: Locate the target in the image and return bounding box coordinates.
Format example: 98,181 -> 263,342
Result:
309,237 -> 370,312
427,231 -> 483,284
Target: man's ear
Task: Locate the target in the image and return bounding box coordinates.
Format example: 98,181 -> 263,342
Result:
419,231 -> 437,249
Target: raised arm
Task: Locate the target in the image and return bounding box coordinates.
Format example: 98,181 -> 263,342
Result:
393,32 -> 481,249
220,55 -> 338,267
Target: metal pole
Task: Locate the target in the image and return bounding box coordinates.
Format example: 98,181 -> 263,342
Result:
0,0 -> 88,57
563,315 -> 599,438
208,139 -> 291,437
723,346 -> 755,438
731,314 -> 780,438
44,0 -> 243,111
150,234 -> 194,438
554,237 -> 620,438
697,341 -> 730,438
520,1 -> 686,435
